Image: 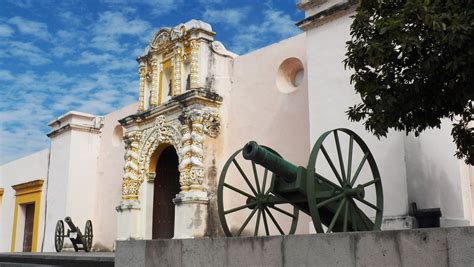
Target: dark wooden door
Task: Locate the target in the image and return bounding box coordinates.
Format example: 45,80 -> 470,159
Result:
23,203 -> 35,252
152,146 -> 180,239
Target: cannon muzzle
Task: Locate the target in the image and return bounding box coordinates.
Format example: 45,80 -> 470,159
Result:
65,216 -> 78,232
243,141 -> 299,183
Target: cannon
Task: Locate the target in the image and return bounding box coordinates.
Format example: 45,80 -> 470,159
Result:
55,217 -> 93,252
218,128 -> 383,236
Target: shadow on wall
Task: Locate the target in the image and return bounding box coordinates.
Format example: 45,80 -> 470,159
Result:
404,133 -> 463,220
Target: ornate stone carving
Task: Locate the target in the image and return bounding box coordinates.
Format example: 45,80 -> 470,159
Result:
149,26 -> 184,50
150,59 -> 159,106
146,172 -> 156,182
149,29 -> 171,49
202,111 -> 221,138
176,107 -> 221,191
173,47 -> 183,95
138,64 -> 146,111
122,131 -> 142,200
178,123 -> 192,191
139,115 -> 183,187
189,40 -> 200,89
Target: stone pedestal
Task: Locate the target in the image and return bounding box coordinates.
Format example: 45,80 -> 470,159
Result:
116,200 -> 141,240
173,191 -> 209,239
116,227 -> 474,267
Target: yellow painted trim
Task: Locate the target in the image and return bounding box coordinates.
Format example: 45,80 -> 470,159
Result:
158,69 -> 163,105
149,143 -> 172,174
10,180 -> 43,252
158,59 -> 174,105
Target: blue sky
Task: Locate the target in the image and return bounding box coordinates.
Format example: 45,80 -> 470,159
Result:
0,0 -> 303,164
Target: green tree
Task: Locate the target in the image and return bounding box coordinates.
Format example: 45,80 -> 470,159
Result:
344,0 -> 474,165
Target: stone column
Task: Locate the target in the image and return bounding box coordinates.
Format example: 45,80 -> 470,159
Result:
178,122 -> 191,193
116,131 -> 143,240
150,59 -> 159,106
138,63 -> 146,112
173,109 -> 208,239
173,47 -> 183,95
189,40 -> 200,89
189,111 -> 205,192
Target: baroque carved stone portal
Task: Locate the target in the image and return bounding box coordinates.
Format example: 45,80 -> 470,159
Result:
120,107 -> 221,200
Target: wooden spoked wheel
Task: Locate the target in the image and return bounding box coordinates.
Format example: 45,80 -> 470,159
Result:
307,128 -> 383,233
218,147 -> 299,237
84,220 -> 93,252
55,220 -> 64,252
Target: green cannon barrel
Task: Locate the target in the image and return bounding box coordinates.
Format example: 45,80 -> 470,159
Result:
64,216 -> 77,232
243,141 -> 298,183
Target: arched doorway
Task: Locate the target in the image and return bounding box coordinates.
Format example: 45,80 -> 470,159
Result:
152,145 -> 180,239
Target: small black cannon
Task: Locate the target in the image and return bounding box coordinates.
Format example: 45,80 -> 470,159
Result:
55,217 -> 93,252
218,128 -> 383,236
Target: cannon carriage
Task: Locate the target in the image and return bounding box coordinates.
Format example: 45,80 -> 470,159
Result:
55,217 -> 93,252
218,128 -> 383,236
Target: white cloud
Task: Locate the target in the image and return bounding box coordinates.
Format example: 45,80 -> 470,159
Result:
56,30 -> 75,41
148,0 -> 183,16
203,7 -> 250,27
51,46 -> 74,58
68,51 -> 114,65
94,11 -> 150,36
91,11 -> 150,52
199,0 -> 223,4
0,70 -> 14,80
66,51 -> 136,72
0,24 -> 14,37
101,0 -> 182,16
58,11 -> 82,26
0,41 -> 51,65
261,9 -> 300,37
8,16 -> 50,40
229,8 -> 301,54
5,0 -> 33,8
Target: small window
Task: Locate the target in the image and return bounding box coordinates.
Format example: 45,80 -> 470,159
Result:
276,57 -> 305,93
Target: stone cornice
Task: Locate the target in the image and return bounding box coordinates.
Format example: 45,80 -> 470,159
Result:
296,0 -> 357,31
119,89 -> 222,127
297,0 -> 328,11
47,111 -> 95,127
12,179 -> 44,196
47,123 -> 102,138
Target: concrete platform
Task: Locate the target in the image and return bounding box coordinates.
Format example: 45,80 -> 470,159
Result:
0,252 -> 114,267
116,227 -> 474,267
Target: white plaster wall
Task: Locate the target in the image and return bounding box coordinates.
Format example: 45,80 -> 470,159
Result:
305,15 -> 409,218
0,149 -> 49,252
405,119 -> 472,226
207,33 -> 312,235
64,129 -> 101,237
42,131 -> 72,252
95,103 -> 137,249
42,117 -> 102,252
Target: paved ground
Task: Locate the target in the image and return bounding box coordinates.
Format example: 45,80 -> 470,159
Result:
0,252 -> 114,267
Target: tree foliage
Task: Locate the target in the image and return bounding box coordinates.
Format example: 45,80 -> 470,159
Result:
344,0 -> 474,165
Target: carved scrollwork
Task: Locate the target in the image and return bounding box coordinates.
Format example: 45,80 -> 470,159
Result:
149,25 -> 185,50
189,39 -> 200,89
122,131 -> 142,200
202,111 -> 221,138
149,29 -> 171,49
139,115 -> 183,184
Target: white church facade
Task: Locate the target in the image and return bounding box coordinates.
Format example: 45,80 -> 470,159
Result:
0,0 -> 473,252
